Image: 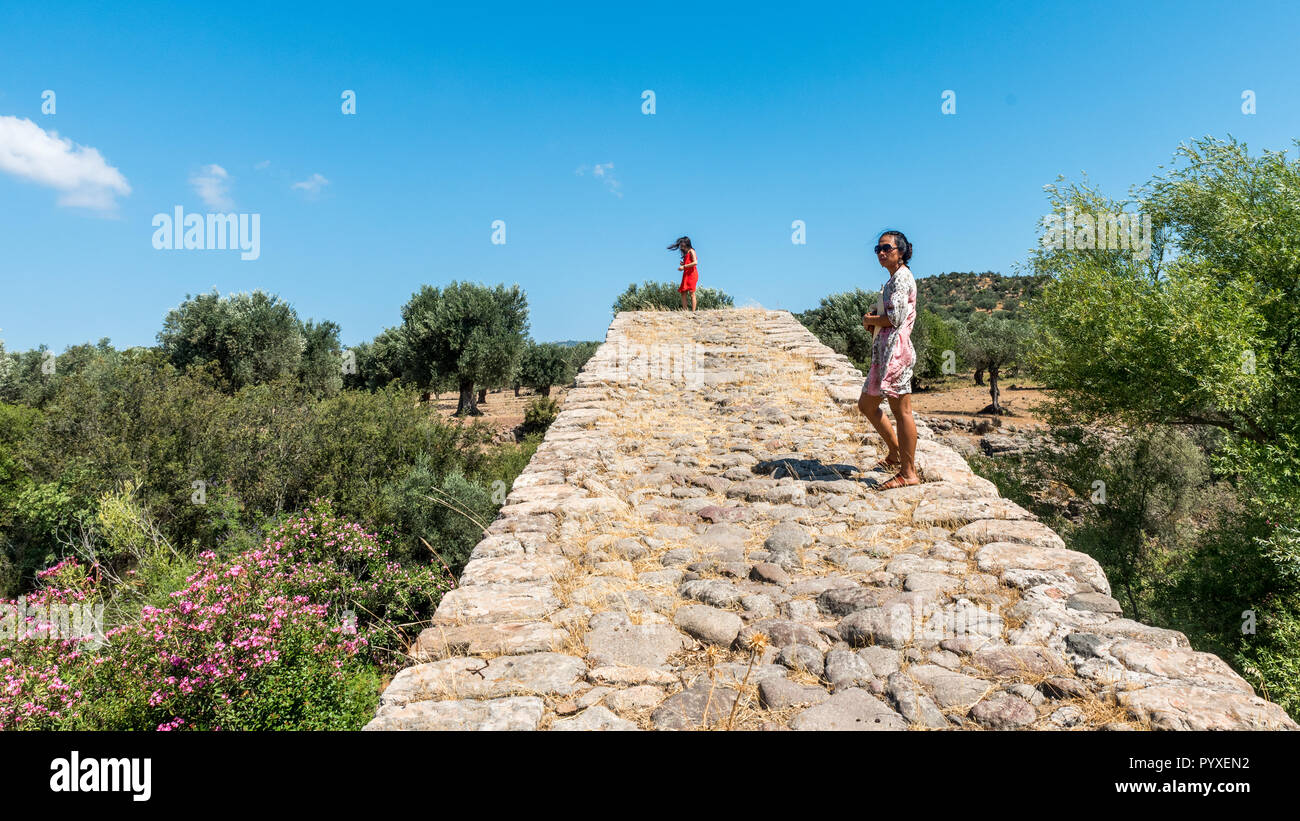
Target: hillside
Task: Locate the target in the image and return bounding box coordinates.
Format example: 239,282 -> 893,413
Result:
916,271 -> 1049,321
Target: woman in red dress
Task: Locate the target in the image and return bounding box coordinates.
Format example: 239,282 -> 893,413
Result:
668,236 -> 698,311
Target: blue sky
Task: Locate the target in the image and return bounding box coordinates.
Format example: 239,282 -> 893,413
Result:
2,0 -> 1297,353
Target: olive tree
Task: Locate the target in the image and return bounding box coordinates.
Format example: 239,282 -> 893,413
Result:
958,314 -> 1030,414
794,288 -> 879,368
157,290 -> 341,396
400,281 -> 529,416
517,341 -> 574,397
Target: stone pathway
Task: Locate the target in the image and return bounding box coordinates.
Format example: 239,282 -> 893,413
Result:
365,308 -> 1297,731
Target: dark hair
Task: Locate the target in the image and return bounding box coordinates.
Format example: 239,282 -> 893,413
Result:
878,230 -> 912,264
667,236 -> 694,254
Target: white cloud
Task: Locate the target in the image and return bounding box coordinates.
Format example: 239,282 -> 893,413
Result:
254,159 -> 271,170
190,164 -> 234,210
0,115 -> 130,211
292,172 -> 329,197
575,162 -> 622,198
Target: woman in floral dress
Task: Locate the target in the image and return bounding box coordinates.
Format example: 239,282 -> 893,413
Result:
858,230 -> 920,490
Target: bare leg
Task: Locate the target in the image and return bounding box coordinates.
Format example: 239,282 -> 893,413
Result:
885,393 -> 920,483
690,290 -> 697,311
680,291 -> 688,310
857,392 -> 900,462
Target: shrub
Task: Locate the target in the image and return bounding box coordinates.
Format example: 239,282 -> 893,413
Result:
383,458 -> 499,575
612,281 -> 734,313
912,309 -> 962,380
0,500 -> 452,730
795,289 -> 878,367
517,341 -> 573,397
523,396 -> 561,436
564,341 -> 600,376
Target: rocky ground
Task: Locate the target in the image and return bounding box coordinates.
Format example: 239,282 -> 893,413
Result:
365,308 -> 1297,732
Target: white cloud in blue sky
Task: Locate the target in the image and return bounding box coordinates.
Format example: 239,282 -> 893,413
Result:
189,164 -> 233,210
576,162 -> 622,198
0,115 -> 130,211
291,172 -> 329,197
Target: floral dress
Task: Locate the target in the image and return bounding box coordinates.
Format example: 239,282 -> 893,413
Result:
863,264 -> 917,398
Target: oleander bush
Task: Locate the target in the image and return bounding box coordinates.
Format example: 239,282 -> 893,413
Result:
0,500 -> 451,730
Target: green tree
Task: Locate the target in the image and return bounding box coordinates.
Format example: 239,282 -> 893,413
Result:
795,288 -> 879,369
383,454 -> 498,574
0,339 -> 10,396
344,327 -> 417,392
1067,426 -> 1210,621
912,309 -> 961,382
1028,137 -> 1297,519
958,314 -> 1030,414
1027,135 -> 1300,716
517,341 -> 574,397
565,341 -> 600,377
0,345 -> 60,406
400,282 -> 529,416
612,281 -> 734,313
299,320 -> 343,397
158,290 -> 336,392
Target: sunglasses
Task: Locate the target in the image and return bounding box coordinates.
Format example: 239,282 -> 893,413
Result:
874,243 -> 897,254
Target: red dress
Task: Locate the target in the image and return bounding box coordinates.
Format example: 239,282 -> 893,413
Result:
678,249 -> 698,293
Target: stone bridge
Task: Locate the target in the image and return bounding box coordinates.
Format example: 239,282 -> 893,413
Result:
365,308 -> 1296,731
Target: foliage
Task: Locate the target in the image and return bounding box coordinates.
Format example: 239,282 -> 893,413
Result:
0,348 -> 506,589
400,281 -> 529,415
157,290 -> 341,397
1062,426 -> 1211,621
0,500 -> 454,730
912,309 -> 964,380
612,281 -> 734,313
956,313 -> 1032,411
794,288 -> 879,368
958,314 -> 1029,374
0,339 -> 10,395
383,459 -> 498,575
1027,136 -> 1300,540
998,135 -> 1300,719
1235,602 -> 1300,719
915,271 -> 1049,321
564,341 -> 600,376
523,396 -> 561,436
299,319 -> 344,397
517,341 -> 574,397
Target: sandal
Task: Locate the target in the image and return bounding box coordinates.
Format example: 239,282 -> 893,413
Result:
872,473 -> 921,491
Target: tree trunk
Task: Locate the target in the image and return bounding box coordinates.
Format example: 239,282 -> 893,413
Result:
456,381 -> 482,416
514,384 -> 521,397
477,388 -> 487,404
974,368 -> 985,386
540,385 -> 551,397
988,366 -> 1001,414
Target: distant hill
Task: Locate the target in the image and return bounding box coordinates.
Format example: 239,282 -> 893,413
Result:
549,339 -> 598,348
916,272 -> 1049,321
